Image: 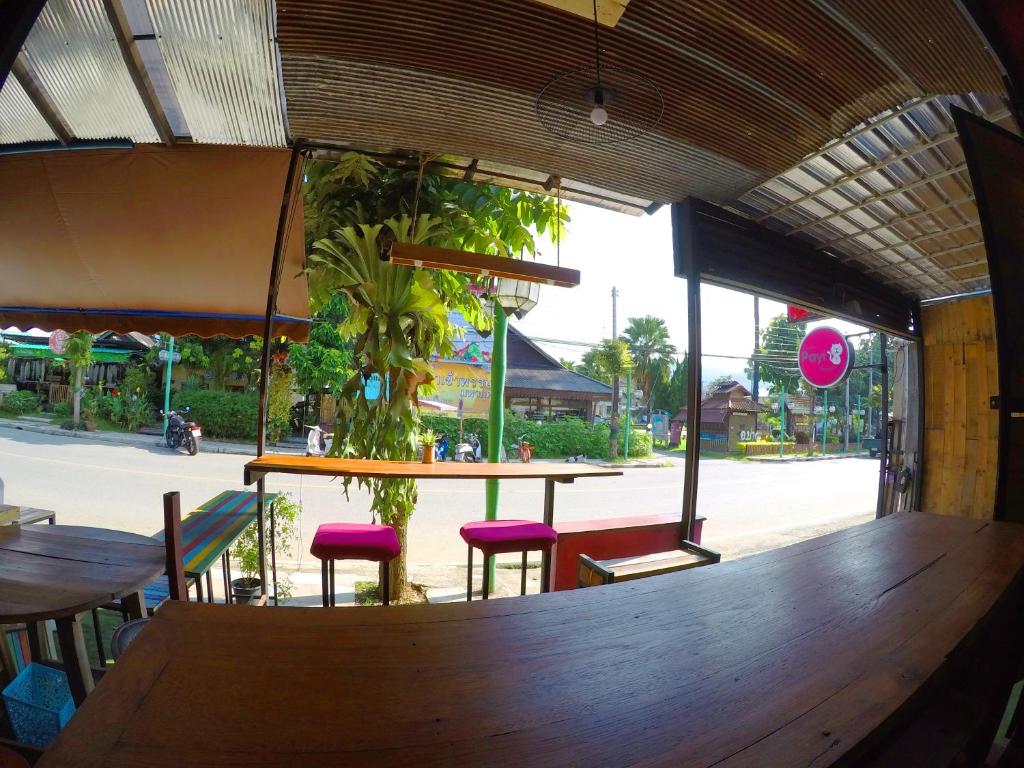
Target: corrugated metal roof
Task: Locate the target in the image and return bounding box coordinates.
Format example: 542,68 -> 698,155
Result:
506,367 -> 612,396
0,76 -> 56,144
21,0 -> 159,142
145,0 -> 286,146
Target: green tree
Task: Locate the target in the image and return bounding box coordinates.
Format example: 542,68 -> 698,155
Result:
0,340 -> 8,383
289,292 -> 354,407
745,314 -> 805,395
595,338 -> 633,459
622,316 -> 676,422
559,358 -> 577,372
305,153 -> 566,600
64,331 -> 93,428
578,347 -> 611,384
704,373 -> 736,397
650,353 -> 688,415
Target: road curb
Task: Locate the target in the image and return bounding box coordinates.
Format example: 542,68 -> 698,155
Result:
0,419 -> 303,457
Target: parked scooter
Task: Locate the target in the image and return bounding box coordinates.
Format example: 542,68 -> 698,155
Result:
453,432 -> 482,462
434,432 -> 449,462
161,407 -> 201,456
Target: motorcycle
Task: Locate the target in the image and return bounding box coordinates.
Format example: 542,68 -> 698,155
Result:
161,407 -> 201,456
453,432 -> 482,462
434,432 -> 449,462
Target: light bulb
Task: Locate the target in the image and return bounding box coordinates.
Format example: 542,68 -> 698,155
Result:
590,105 -> 608,126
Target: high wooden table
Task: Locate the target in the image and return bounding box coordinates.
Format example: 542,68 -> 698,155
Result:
39,513 -> 1024,767
244,456 -> 623,591
0,525 -> 165,704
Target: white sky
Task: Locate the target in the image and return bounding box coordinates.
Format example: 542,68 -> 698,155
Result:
513,202 -> 867,387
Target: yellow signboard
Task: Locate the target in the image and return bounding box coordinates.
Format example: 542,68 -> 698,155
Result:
428,361 -> 491,416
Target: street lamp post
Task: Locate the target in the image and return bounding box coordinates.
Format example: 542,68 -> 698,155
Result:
484,277 -> 539,593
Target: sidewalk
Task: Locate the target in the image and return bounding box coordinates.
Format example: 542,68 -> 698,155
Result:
0,416 -> 305,456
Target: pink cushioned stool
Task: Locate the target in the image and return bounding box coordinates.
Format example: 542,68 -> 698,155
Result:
310,523 -> 401,606
460,520 -> 557,600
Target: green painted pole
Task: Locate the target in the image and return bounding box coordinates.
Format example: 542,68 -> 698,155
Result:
162,335 -> 174,435
779,385 -> 785,458
624,370 -> 632,459
823,388 -> 828,455
484,308 -> 508,594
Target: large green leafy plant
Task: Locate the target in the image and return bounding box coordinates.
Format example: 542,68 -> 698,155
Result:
64,331 -> 93,429
305,154 -> 565,600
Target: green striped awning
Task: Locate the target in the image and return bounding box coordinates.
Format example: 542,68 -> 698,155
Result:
6,343 -> 134,363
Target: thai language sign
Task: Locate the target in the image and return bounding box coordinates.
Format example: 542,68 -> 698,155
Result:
429,361 -> 491,416
433,311 -> 492,368
798,326 -> 854,389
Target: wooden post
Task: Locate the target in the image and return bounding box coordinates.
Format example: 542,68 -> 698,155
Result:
163,492 -> 187,601
254,143 -> 304,599
673,202 -> 702,543
876,333 -> 890,518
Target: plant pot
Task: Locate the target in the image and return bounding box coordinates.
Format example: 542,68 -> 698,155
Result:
231,577 -> 262,605
422,445 -> 435,464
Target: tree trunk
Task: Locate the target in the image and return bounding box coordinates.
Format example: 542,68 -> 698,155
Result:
72,367 -> 82,428
609,374 -> 620,459
386,516 -> 409,603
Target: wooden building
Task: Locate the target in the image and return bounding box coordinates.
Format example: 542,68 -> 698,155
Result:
506,325 -> 611,422
673,380 -> 766,451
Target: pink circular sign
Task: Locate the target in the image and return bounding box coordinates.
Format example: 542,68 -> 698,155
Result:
48,329 -> 69,355
798,327 -> 854,389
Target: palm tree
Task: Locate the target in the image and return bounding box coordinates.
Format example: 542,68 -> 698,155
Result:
622,316 -> 677,422
63,331 -> 93,429
596,338 -> 633,459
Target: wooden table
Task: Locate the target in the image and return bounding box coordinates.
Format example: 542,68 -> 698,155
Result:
244,456 -> 622,591
39,513 -> 1024,767
0,525 -> 165,704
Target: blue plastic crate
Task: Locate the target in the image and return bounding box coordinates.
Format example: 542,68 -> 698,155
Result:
2,662 -> 75,748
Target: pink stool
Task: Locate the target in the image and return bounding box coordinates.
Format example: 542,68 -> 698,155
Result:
460,520 -> 557,600
310,523 -> 401,606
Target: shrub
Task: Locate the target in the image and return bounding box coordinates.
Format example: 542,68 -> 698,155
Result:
232,492 -> 301,599
0,390 -> 40,415
266,368 -> 294,444
417,412 -> 653,459
172,389 -> 259,440
122,362 -> 158,405
52,400 -> 72,417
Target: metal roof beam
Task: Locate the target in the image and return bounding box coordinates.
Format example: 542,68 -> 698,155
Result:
0,0 -> 46,92
818,194 -> 977,246
10,54 -> 72,146
102,0 -> 174,146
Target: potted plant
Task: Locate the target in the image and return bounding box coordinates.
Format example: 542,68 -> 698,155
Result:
230,493 -> 301,604
420,430 -> 436,464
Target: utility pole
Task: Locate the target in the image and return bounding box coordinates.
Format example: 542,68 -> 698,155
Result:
609,287 -> 620,459
844,378 -> 850,453
162,335 -> 174,435
752,296 -> 760,433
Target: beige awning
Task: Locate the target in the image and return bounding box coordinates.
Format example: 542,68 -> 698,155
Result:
0,144 -> 309,340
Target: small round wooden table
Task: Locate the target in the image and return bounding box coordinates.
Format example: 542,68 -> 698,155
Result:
0,525 -> 165,704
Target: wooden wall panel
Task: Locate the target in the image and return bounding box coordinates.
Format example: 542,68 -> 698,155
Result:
921,295 -> 998,519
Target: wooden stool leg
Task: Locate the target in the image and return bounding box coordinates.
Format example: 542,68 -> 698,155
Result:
329,560 -> 336,607
91,608 -> 106,667
521,551 -> 528,596
381,561 -> 390,607
205,570 -> 214,604
466,546 -> 473,602
320,559 -> 329,608
482,553 -> 490,600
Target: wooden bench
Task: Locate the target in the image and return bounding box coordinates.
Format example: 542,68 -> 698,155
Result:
577,540 -> 721,587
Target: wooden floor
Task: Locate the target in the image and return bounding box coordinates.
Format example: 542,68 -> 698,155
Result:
40,512 -> 1024,768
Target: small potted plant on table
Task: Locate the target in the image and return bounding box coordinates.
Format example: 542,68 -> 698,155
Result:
420,430 -> 436,464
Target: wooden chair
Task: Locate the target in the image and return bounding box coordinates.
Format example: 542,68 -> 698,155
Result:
110,493 -> 187,659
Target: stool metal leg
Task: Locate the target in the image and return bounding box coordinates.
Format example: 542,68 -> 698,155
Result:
381,561 -> 390,607
329,560 -> 336,607
320,559 -> 329,608
521,551 -> 528,596
466,546 -> 473,601
482,553 -> 490,600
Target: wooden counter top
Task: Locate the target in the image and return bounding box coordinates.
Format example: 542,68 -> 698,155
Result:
39,512 -> 1024,767
244,454 -> 623,484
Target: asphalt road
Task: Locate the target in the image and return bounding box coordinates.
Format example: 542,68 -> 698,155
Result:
0,426 -> 879,567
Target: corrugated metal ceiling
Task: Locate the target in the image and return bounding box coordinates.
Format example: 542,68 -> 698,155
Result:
145,0 -> 286,146
22,0 -> 159,142
0,76 -> 56,144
